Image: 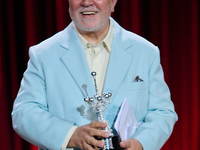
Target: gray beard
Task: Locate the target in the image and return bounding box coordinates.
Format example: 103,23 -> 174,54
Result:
69,8 -> 111,32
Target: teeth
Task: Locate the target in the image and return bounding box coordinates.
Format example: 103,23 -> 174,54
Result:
82,11 -> 96,15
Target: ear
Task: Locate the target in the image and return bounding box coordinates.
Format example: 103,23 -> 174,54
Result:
111,0 -> 118,13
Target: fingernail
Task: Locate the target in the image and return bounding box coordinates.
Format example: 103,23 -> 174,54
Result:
105,132 -> 109,137
99,142 -> 104,147
103,123 -> 107,127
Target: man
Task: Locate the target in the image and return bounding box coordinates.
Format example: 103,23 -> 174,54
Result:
12,0 -> 178,150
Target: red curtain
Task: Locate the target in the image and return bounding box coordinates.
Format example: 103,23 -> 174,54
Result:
0,0 -> 199,149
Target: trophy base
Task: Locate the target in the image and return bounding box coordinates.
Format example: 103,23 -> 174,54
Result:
98,135 -> 123,150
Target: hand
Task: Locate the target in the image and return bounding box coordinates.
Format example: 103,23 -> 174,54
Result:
67,121 -> 110,150
120,138 -> 143,150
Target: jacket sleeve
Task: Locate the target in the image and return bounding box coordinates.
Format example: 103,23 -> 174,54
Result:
132,47 -> 178,150
11,47 -> 74,150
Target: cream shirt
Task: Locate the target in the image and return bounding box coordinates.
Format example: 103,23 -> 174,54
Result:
61,19 -> 114,150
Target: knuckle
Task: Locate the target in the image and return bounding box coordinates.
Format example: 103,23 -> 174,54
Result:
98,130 -> 106,137
88,129 -> 94,136
89,121 -> 98,127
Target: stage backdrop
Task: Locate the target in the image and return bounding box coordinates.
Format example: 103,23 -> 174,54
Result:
0,0 -> 199,150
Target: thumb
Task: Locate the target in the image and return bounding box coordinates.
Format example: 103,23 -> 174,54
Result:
120,140 -> 131,148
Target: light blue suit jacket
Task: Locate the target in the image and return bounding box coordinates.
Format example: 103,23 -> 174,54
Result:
12,18 -> 178,150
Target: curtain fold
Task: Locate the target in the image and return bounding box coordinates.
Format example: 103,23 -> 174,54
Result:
114,0 -> 141,35
0,0 -> 199,149
190,0 -> 199,149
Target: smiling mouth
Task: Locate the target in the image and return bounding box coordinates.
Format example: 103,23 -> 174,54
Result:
81,11 -> 97,15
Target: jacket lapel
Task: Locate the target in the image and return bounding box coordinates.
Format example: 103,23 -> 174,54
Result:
60,23 -> 95,97
59,20 -> 133,100
103,20 -> 133,99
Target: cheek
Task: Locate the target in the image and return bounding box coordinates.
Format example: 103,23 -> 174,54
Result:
69,6 -> 78,16
69,1 -> 79,11
95,0 -> 110,8
101,2 -> 113,13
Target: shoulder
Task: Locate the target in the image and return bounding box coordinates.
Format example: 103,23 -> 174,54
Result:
29,22 -> 75,57
112,18 -> 159,56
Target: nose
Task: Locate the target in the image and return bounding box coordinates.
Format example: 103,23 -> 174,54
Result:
81,0 -> 94,7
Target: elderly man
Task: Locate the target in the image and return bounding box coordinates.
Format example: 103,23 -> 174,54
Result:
12,0 -> 178,150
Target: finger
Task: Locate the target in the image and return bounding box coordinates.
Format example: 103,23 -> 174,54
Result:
94,146 -> 101,150
120,141 -> 126,148
89,121 -> 107,128
83,142 -> 96,150
86,136 -> 105,148
120,140 -> 131,148
88,128 -> 110,139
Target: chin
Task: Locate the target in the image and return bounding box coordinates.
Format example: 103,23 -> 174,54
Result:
75,22 -> 103,32
75,18 -> 110,33
81,26 -> 100,32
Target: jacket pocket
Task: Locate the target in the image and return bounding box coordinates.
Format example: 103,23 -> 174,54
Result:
118,82 -> 146,92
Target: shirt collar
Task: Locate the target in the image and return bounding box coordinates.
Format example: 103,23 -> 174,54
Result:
73,18 -> 114,53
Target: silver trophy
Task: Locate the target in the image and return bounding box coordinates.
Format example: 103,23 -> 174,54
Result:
84,71 -> 114,150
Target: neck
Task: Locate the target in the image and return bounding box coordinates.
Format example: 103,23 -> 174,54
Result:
76,21 -> 110,45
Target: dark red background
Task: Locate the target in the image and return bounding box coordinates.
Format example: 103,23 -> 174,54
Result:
0,0 -> 199,149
